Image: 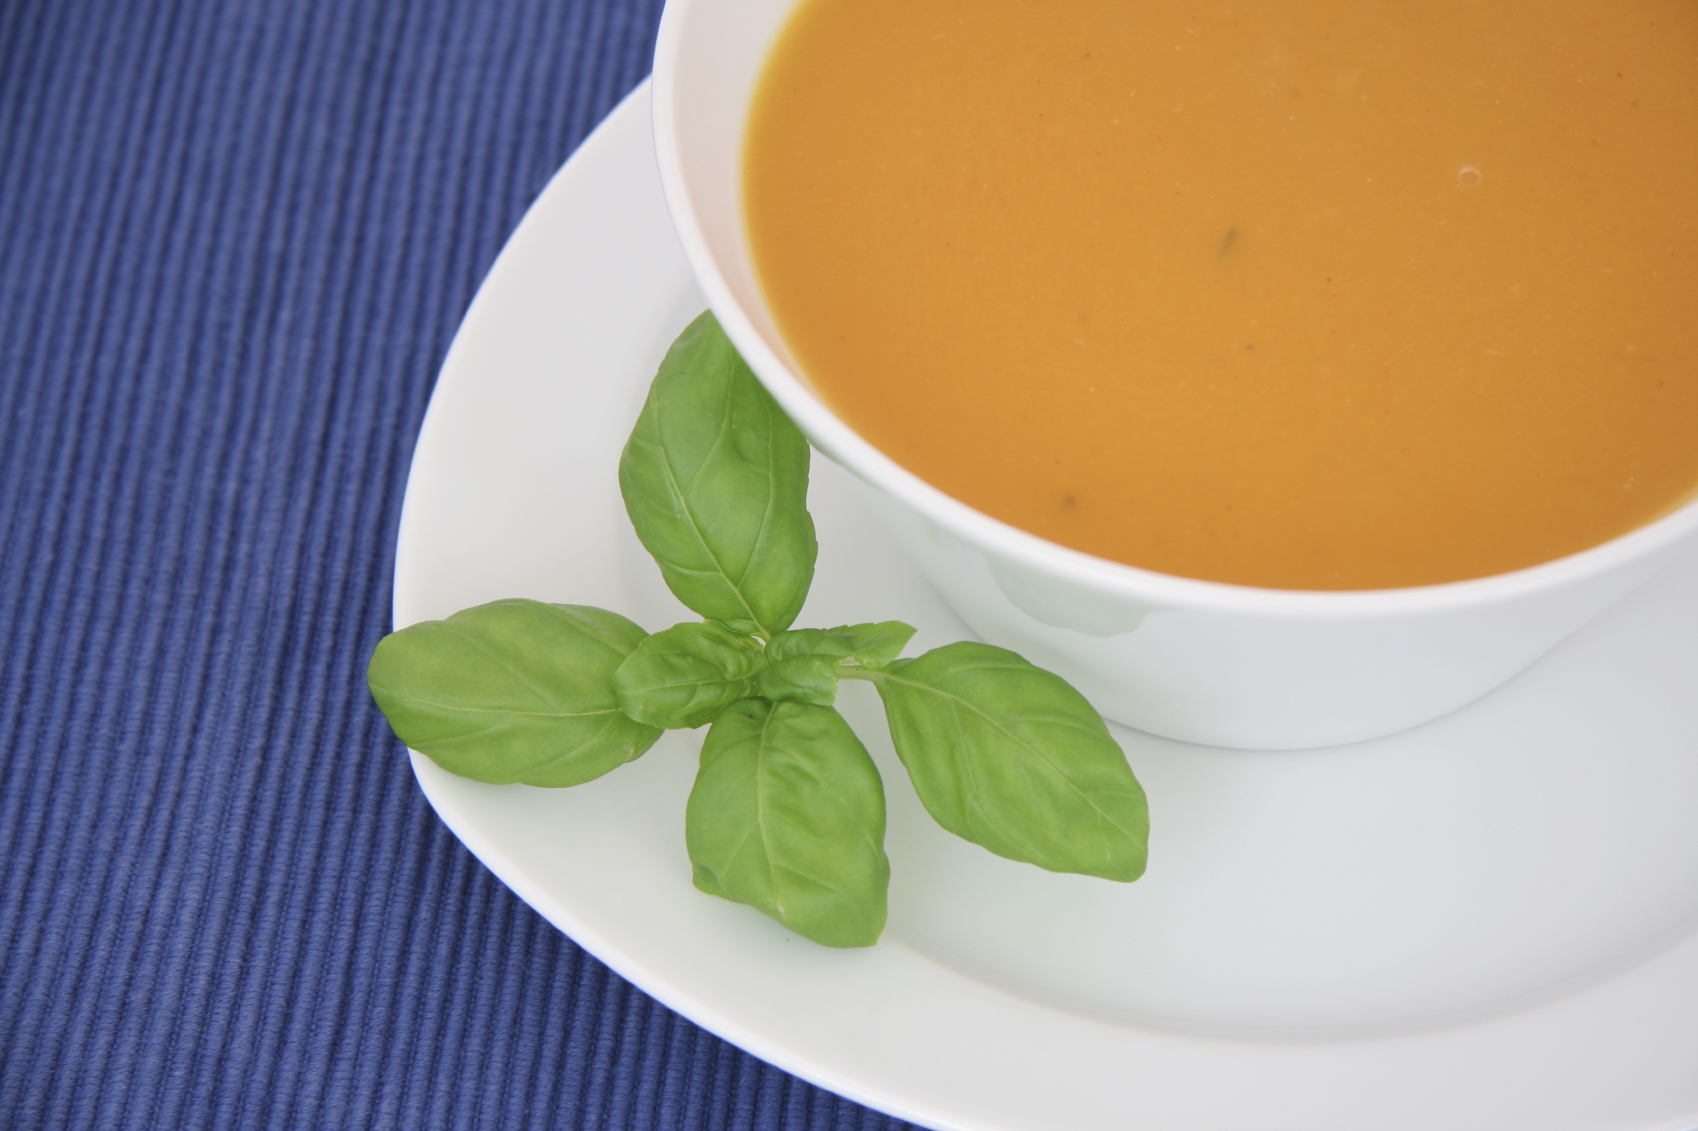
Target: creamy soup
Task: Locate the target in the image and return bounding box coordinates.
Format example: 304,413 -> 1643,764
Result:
744,0 -> 1698,590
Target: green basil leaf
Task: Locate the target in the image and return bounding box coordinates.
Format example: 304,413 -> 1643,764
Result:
367,600 -> 662,786
618,312 -> 817,638
686,699 -> 889,947
612,620 -> 764,729
754,653 -> 841,706
867,642 -> 1148,882
766,621 -> 916,669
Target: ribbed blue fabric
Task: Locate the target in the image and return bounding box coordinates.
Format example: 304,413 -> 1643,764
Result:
0,1 -> 916,1127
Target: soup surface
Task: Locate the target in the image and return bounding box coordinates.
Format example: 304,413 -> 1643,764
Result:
744,0 -> 1698,590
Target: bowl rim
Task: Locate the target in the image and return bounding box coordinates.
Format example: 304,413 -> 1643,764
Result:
650,0 -> 1698,619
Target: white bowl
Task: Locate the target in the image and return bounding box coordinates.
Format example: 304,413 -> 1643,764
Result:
650,0 -> 1698,749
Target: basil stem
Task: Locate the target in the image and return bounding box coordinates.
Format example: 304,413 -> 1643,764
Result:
766,621 -> 916,669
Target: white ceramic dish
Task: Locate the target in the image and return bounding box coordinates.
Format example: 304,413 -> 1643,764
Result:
650,0 -> 1698,750
393,84 -> 1698,1131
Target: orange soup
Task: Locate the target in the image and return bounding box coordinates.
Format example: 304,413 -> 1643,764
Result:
744,0 -> 1698,590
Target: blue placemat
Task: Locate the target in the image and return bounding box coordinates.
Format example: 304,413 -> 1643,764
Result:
0,1 -> 917,1126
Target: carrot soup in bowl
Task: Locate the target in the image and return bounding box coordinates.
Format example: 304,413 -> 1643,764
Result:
652,0 -> 1698,748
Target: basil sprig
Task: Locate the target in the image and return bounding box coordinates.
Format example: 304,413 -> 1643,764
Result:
368,311 -> 1149,947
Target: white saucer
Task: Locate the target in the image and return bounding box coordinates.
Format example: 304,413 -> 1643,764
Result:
393,83 -> 1698,1131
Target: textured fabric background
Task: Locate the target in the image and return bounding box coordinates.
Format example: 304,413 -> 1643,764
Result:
0,1 -> 915,1126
